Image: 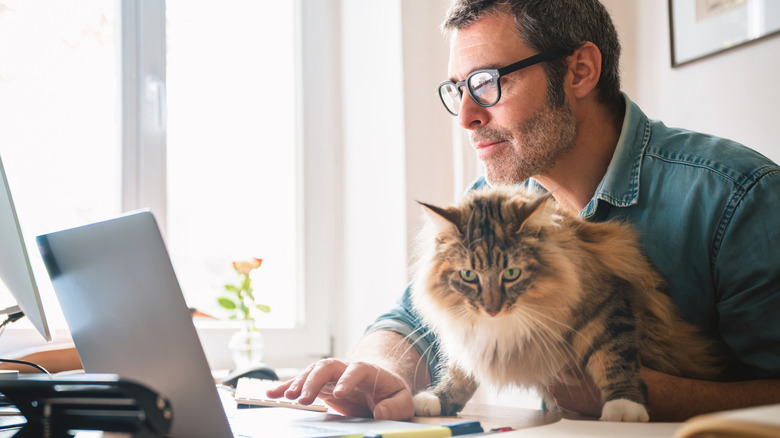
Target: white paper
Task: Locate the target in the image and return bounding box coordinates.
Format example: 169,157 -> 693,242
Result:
499,418 -> 681,438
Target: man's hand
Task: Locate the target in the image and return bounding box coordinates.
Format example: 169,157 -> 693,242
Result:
266,358 -> 415,420
266,330 -> 430,420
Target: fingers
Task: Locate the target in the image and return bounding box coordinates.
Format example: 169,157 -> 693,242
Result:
265,378 -> 294,399
266,359 -> 349,405
265,362 -> 315,400
331,361 -> 372,397
264,358 -> 415,420
297,359 -> 348,404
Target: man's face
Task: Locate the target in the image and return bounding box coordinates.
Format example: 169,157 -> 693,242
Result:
448,12 -> 576,186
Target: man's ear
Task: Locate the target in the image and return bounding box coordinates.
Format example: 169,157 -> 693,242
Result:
567,42 -> 601,100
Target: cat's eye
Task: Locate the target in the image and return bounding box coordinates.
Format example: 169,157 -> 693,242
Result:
502,268 -> 521,281
459,270 -> 479,283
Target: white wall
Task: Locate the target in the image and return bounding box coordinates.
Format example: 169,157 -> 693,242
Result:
334,0 -> 453,358
603,0 -> 780,163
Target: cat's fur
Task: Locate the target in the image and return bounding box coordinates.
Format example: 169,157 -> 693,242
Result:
410,186 -> 721,422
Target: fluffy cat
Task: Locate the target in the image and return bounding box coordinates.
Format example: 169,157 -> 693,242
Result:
410,186 -> 721,422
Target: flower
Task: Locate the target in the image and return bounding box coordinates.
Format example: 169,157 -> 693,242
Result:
217,258 -> 270,329
232,258 -> 263,276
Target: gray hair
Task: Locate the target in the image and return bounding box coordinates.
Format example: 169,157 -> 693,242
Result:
442,0 -> 622,112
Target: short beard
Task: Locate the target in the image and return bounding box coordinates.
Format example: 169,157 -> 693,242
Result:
476,97 -> 577,186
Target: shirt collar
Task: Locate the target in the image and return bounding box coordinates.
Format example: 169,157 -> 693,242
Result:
579,93 -> 651,219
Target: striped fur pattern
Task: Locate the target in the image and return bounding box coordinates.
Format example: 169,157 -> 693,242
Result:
410,186 -> 721,421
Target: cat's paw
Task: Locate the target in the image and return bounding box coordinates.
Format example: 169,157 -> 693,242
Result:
412,391 -> 442,417
600,399 -> 650,422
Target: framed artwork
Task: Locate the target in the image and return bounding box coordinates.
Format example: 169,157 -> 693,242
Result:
668,0 -> 780,67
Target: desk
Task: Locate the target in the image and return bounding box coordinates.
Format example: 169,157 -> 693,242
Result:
1,403 -> 684,437
0,402 -> 564,437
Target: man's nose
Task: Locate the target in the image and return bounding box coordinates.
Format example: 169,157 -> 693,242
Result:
457,92 -> 489,130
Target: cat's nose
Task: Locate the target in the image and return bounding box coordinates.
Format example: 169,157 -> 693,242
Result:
486,309 -> 500,317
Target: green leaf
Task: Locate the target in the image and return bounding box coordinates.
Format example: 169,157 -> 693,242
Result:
256,304 -> 271,313
217,297 -> 237,310
224,284 -> 240,293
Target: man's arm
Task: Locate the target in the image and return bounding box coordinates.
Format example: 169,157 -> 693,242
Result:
267,329 -> 430,420
549,367 -> 780,421
642,368 -> 780,421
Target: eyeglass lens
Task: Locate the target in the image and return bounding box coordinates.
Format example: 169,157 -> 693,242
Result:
469,72 -> 498,105
439,83 -> 460,115
439,71 -> 500,116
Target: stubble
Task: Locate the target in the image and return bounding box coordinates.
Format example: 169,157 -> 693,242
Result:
474,99 -> 577,186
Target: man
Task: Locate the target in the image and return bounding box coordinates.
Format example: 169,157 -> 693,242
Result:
269,0 -> 780,421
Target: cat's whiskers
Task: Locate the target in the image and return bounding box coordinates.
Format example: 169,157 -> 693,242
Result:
516,305 -> 590,372
512,309 -> 573,375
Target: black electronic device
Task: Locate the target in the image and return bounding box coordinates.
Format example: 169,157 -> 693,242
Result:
220,363 -> 279,388
0,373 -> 172,437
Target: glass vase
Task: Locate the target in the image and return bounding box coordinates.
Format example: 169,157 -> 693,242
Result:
228,320 -> 264,369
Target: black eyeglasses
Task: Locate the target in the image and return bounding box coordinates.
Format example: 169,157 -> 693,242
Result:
437,48 -> 568,116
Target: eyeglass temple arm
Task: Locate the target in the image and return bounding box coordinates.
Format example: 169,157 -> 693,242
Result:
497,48 -> 569,76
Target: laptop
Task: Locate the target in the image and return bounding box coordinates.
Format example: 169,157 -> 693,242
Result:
35,211 -> 439,438
36,211 -> 236,437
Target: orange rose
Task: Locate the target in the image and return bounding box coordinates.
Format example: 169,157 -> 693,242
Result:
231,258 -> 263,276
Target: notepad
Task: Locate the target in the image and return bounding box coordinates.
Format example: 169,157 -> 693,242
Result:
674,403 -> 780,438
234,378 -> 329,412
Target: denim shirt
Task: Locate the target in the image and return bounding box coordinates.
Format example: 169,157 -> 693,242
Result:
366,95 -> 780,382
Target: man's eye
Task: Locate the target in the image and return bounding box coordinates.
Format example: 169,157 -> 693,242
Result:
470,74 -> 493,91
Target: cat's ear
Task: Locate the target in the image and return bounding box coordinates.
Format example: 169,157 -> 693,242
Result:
418,201 -> 462,236
516,193 -> 552,232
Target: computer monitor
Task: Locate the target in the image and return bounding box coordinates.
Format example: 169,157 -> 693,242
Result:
0,153 -> 52,342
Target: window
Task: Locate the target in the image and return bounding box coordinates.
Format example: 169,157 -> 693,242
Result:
165,1 -> 299,328
0,0 -> 332,367
0,0 -> 121,333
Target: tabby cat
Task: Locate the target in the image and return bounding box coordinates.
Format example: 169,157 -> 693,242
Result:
410,186 -> 721,422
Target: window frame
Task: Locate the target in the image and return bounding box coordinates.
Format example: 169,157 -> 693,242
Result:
122,0 -> 335,369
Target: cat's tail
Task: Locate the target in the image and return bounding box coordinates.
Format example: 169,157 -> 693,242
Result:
639,288 -> 723,380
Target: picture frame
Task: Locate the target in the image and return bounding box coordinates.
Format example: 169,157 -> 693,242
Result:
668,0 -> 780,67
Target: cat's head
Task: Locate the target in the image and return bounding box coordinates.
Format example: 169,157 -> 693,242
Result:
413,186 -> 561,320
